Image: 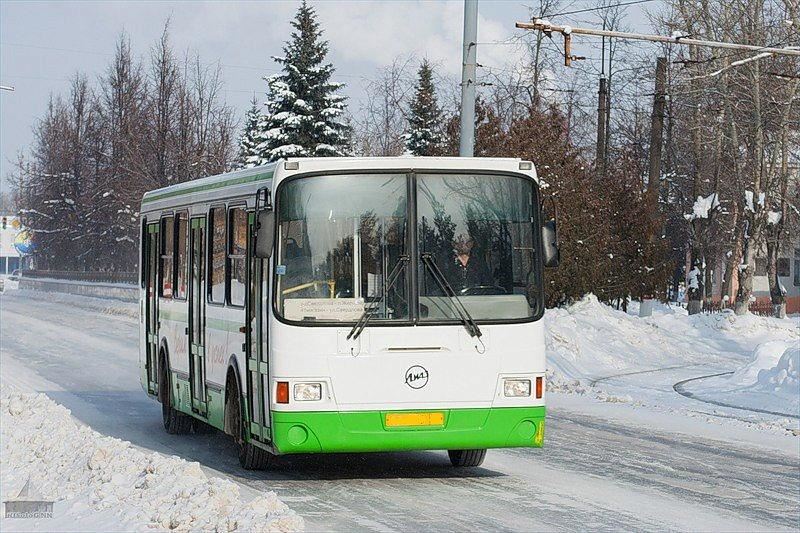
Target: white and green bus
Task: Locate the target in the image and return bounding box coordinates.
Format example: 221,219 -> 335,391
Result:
139,157 -> 559,469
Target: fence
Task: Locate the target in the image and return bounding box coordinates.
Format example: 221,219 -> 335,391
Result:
700,299 -> 776,317
21,269 -> 137,285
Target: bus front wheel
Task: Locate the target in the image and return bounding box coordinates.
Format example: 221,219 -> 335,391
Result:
448,449 -> 487,467
226,375 -> 273,470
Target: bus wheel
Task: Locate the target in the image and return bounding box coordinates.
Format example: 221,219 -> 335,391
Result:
159,357 -> 192,435
226,377 -> 272,470
448,449 -> 487,467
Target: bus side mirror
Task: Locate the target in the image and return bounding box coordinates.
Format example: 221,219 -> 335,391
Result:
254,210 -> 275,258
541,219 -> 559,268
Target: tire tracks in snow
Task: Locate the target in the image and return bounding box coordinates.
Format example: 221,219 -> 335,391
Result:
673,372 -> 800,420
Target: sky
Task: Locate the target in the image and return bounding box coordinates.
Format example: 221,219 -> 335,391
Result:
0,0 -> 656,192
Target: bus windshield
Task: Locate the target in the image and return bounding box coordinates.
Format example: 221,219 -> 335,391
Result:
276,174 -> 409,322
417,173 -> 538,321
275,172 -> 539,323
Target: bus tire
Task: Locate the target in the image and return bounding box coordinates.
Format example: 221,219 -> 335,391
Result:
448,449 -> 487,467
226,373 -> 273,470
159,355 -> 192,435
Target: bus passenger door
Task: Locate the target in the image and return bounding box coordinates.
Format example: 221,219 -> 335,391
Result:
145,222 -> 160,395
246,214 -> 271,442
189,217 -> 208,414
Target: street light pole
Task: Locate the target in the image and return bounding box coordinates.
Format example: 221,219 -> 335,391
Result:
0,85 -> 15,92
459,0 -> 478,157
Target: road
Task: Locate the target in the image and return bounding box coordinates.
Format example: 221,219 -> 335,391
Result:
1,290 -> 798,531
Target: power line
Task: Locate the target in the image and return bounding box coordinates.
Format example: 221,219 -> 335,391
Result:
517,20 -> 800,58
545,0 -> 661,18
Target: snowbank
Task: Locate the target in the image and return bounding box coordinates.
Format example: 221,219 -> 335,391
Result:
689,341 -> 799,415
9,288 -> 137,319
757,343 -> 799,394
544,294 -> 799,423
545,295 -> 798,387
0,385 -> 303,532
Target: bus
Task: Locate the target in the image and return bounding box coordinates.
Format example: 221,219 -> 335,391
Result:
139,157 -> 559,469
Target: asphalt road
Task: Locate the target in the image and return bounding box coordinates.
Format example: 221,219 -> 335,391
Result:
2,290 -> 798,531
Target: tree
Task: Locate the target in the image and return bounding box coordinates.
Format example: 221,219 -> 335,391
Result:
14,25 -> 236,271
354,55 -> 414,156
256,1 -> 350,162
404,59 -> 444,156
237,96 -> 263,168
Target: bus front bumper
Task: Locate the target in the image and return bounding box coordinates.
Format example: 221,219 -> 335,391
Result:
269,406 -> 545,454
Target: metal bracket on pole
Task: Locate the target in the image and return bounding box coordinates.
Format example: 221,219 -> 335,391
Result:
516,18 -> 800,57
562,33 -> 586,67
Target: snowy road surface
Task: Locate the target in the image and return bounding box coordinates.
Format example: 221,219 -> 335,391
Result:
1,291 -> 798,531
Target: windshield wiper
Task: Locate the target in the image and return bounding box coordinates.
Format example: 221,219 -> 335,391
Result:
420,252 -> 482,339
347,255 -> 409,341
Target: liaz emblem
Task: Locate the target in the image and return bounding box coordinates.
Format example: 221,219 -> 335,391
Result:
405,365 -> 429,389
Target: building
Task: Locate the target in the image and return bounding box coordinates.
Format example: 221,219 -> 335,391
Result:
752,234 -> 800,314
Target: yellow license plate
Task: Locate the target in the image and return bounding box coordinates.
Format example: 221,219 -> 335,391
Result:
385,412 -> 445,427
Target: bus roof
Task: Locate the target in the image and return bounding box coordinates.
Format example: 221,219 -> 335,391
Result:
140,157 -> 537,211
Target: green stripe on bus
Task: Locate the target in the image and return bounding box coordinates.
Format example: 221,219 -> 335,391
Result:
159,308 -> 243,332
206,317 -> 245,333
142,171 -> 274,204
159,309 -> 188,322
269,406 -> 546,454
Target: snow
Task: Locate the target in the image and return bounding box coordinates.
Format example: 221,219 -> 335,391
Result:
0,383 -> 303,532
684,193 -> 719,221
687,266 -> 700,289
759,344 -> 799,393
545,294 -> 799,436
2,288 -> 798,529
690,341 -> 800,415
745,190 -> 755,212
767,210 -> 782,224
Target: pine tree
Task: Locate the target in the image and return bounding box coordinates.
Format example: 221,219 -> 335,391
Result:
237,96 -> 264,168
404,60 -> 443,156
256,1 -> 350,161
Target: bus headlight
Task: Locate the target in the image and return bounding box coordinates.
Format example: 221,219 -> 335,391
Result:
504,379 -> 531,397
293,383 -> 322,401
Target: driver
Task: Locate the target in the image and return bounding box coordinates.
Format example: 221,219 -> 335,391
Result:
453,235 -> 492,291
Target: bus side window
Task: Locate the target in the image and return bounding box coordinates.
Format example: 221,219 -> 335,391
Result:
174,212 -> 188,300
160,216 -> 174,298
209,207 -> 226,304
227,207 -> 247,307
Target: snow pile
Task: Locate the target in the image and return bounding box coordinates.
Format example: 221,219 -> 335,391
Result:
544,295 -> 799,416
689,340 -> 799,416
0,385 -> 303,532
12,289 -> 137,318
756,343 -> 799,394
727,340 -> 795,389
544,294 -> 697,383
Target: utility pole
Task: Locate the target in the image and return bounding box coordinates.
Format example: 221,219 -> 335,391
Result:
596,77 -> 608,177
459,0 -> 478,157
640,56 -> 667,318
597,27 -> 608,178
646,57 -> 667,205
